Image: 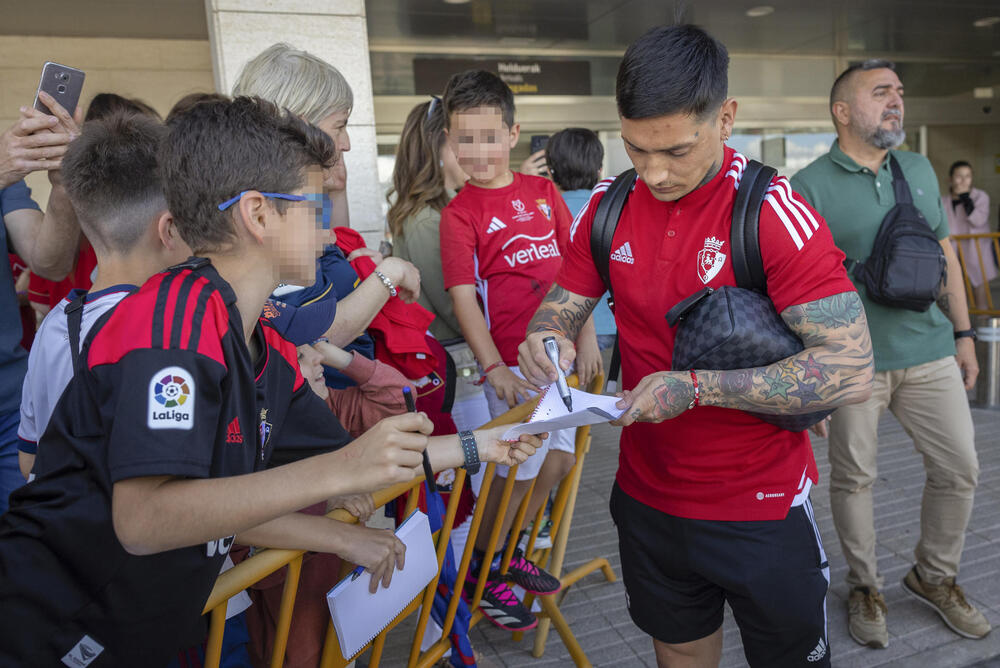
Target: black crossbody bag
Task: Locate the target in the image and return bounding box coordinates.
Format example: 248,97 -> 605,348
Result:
591,161 -> 832,432
844,155 -> 946,312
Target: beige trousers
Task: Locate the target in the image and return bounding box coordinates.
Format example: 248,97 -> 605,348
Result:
828,356 -> 978,589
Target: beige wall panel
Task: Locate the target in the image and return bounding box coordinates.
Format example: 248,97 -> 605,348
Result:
207,0 -> 382,236
0,35 -> 213,208
212,0 -> 364,16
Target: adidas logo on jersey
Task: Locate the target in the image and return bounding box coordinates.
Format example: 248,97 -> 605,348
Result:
610,242 -> 635,264
226,417 -> 243,444
487,217 -> 507,234
807,637 -> 827,662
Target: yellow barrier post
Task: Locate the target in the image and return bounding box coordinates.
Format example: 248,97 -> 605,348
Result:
202,374 -> 619,668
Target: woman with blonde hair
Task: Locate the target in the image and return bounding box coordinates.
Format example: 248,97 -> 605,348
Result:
388,97 -> 468,342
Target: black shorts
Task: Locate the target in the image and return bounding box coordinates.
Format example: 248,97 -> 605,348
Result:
610,482 -> 831,668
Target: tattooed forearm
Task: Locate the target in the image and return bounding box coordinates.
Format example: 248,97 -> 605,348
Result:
698,292 -> 874,414
527,283 -> 599,341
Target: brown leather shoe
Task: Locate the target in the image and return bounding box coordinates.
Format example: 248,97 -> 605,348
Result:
902,567 -> 991,639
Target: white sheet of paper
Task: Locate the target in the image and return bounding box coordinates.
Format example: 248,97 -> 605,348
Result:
502,385 -> 626,440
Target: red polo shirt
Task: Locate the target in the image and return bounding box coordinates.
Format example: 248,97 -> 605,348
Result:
558,147 -> 856,521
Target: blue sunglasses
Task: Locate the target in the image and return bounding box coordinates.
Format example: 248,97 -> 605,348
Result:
218,191 -> 332,229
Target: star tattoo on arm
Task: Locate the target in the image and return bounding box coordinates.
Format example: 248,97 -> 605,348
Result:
694,291 -> 874,415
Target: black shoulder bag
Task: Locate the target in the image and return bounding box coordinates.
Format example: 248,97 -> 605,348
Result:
845,155 -> 946,312
592,161 -> 832,432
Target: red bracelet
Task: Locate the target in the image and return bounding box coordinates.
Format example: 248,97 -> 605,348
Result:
688,370 -> 700,409
473,361 -> 506,386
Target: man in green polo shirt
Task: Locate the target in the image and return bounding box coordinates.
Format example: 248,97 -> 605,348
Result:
792,59 -> 989,649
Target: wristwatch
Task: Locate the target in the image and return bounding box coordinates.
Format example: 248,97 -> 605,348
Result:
954,328 -> 978,341
458,430 -> 481,474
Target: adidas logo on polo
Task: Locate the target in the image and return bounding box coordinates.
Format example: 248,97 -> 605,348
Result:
226,417 -> 243,444
807,637 -> 827,662
611,242 -> 635,264
487,217 -> 507,234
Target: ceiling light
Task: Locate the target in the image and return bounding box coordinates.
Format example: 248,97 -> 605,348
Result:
746,6 -> 775,18
443,0 -> 471,4
973,16 -> 1000,28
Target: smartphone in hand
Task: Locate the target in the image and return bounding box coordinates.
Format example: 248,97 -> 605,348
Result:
530,134 -> 549,155
33,62 -> 86,116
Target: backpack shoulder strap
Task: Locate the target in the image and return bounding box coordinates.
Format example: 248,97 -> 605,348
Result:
590,169 -> 636,297
730,159 -> 778,292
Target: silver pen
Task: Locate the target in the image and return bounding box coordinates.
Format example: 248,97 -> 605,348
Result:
543,336 -> 573,412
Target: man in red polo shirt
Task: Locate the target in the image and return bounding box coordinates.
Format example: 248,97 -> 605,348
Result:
518,25 -> 875,668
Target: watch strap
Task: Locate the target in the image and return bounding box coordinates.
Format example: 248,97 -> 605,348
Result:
954,328 -> 977,341
458,430 -> 480,474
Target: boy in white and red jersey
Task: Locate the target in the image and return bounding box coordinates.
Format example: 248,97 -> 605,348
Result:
440,70 -> 601,631
519,26 -> 875,668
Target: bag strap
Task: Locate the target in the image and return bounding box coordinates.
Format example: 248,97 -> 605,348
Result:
590,169 -> 637,300
887,154 -> 913,206
589,169 -> 635,393
730,160 -> 778,293
65,292 -> 88,375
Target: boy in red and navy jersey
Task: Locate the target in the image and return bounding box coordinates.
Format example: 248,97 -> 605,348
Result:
0,98 -> 542,666
519,27 -> 875,668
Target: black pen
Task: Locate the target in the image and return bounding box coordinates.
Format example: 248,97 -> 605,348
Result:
543,336 -> 573,412
403,386 -> 437,494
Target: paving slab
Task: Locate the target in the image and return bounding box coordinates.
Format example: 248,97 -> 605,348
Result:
372,407 -> 1000,667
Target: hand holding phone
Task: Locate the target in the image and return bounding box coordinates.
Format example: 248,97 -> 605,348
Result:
34,62 -> 85,117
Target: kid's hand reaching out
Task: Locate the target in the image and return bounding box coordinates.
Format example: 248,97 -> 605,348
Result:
477,426 -> 547,468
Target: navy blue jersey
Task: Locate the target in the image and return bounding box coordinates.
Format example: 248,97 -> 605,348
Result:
0,258 -> 351,666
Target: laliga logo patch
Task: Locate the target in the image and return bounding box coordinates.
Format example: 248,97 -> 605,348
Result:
697,236 -> 727,284
148,366 -> 195,430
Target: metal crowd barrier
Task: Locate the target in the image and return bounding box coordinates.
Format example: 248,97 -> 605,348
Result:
951,232 -> 1000,316
202,373 -> 616,667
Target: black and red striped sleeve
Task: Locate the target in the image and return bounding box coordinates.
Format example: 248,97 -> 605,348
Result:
88,269 -> 231,482
260,323 -> 352,467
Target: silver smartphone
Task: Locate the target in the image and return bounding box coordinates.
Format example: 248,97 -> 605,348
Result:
33,61 -> 86,116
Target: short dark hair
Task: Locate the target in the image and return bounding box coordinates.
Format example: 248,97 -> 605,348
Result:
545,128 -> 604,192
165,92 -> 230,126
159,96 -> 337,253
830,59 -> 896,112
616,25 -> 729,120
61,112 -> 167,256
85,93 -> 161,122
949,160 -> 972,177
442,70 -> 515,129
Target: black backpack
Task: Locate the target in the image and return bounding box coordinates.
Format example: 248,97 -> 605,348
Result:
589,163 -> 779,391
590,160 -> 833,431
845,155 -> 946,312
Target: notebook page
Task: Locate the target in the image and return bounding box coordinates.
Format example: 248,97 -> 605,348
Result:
501,385 -> 626,440
326,510 -> 437,659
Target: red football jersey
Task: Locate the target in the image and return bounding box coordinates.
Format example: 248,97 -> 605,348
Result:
558,147 -> 857,521
441,173 -> 573,364
28,240 -> 97,310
